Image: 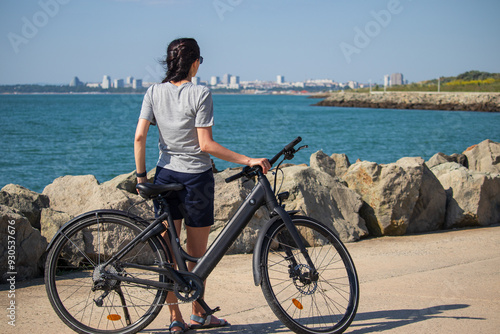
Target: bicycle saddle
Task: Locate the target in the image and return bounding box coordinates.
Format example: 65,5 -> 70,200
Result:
136,183 -> 184,199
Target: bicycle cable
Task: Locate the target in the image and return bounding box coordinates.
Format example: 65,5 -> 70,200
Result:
272,157 -> 286,196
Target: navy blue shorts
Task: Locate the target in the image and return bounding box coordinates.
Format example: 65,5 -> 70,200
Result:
153,167 -> 215,228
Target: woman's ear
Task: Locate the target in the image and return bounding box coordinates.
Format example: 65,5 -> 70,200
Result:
189,60 -> 200,78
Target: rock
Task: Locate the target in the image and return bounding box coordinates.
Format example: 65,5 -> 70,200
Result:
426,152 -> 468,169
407,165 -> 447,233
42,175 -> 136,217
102,168 -> 157,194
0,205 -> 48,282
103,171 -> 137,194
314,92 -> 500,112
210,169 -> 269,254
0,184 -> 49,230
463,139 -> 500,173
331,153 -> 351,178
431,162 -> 500,228
344,157 -> 446,236
42,175 -> 101,217
310,151 -> 351,179
310,150 -> 336,176
40,208 -> 72,243
268,166 -> 368,242
41,175 -> 155,246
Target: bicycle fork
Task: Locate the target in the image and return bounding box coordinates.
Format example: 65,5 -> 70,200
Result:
256,173 -> 319,283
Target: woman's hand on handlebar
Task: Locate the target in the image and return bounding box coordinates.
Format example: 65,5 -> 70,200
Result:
248,158 -> 271,174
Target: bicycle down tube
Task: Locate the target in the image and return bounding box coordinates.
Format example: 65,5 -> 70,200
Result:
192,169 -> 317,282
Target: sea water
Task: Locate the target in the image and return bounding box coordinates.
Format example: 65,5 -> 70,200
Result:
1,94 -> 499,193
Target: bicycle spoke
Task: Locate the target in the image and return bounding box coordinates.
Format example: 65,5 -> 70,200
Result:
261,217 -> 358,334
46,214 -> 168,334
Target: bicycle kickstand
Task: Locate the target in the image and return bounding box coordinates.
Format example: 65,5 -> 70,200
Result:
197,298 -> 220,317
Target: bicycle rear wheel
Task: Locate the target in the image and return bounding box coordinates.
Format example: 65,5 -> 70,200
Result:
260,216 -> 359,334
45,212 -> 169,334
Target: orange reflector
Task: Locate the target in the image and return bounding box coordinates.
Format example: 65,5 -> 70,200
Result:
107,314 -> 121,321
292,298 -> 303,310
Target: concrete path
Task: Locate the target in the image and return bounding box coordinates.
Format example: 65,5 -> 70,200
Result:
2,225 -> 499,333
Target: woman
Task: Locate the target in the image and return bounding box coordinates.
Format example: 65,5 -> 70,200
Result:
134,38 -> 270,334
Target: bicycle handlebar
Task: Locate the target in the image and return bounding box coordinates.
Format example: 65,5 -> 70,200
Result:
269,136 -> 302,165
225,136 -> 302,183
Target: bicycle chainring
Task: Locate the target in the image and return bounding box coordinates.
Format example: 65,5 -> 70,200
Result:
174,272 -> 204,303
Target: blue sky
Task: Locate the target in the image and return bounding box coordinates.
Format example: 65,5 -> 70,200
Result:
1,0 -> 499,85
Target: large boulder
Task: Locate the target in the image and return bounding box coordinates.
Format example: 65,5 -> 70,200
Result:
42,175 -> 153,218
41,174 -> 155,243
102,168 -> 157,194
40,208 -> 72,243
268,166 -> 368,242
310,151 -> 336,176
407,165 -> 447,233
331,153 -> 351,178
426,152 -> 467,169
211,169 -> 269,254
310,151 -> 351,178
463,139 -> 500,173
0,184 -> 49,230
431,162 -> 500,228
344,157 -> 446,236
0,205 -> 48,282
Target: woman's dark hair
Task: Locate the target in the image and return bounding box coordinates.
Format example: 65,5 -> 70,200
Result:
161,38 -> 200,83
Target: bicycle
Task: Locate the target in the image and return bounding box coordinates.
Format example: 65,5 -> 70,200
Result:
45,137 -> 359,334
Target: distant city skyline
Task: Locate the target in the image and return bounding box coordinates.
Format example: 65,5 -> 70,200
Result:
1,1 -> 498,85
67,71 -> 381,91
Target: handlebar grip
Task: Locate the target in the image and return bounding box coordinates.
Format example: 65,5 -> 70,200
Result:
284,136 -> 302,151
225,173 -> 242,183
225,166 -> 253,183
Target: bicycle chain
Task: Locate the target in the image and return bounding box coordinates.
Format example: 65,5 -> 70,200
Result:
107,273 -> 194,307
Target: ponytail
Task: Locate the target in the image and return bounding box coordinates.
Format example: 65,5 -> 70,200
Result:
161,38 -> 200,83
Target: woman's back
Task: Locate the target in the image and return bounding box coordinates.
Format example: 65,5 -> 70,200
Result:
140,81 -> 214,173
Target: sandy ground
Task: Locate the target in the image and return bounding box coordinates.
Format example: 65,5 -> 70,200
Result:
1,225 -> 499,334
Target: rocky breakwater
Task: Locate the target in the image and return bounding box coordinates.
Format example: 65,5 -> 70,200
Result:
313,92 -> 500,112
1,139 -> 499,281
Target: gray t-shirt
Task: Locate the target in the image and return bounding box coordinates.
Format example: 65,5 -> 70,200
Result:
139,82 -> 214,173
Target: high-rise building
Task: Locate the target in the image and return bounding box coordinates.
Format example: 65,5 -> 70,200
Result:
210,76 -> 220,86
229,75 -> 240,89
277,75 -> 285,84
126,76 -> 134,86
133,79 -> 142,89
114,79 -> 124,88
230,75 -> 239,85
192,77 -> 200,85
384,75 -> 390,88
222,74 -> 231,85
102,75 -> 112,89
390,73 -> 404,86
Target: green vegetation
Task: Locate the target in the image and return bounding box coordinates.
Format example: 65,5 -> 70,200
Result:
355,71 -> 500,93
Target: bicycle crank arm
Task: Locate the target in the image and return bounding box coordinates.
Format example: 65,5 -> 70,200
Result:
122,262 -> 189,289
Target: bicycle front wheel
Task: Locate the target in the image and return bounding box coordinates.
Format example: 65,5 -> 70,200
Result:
260,216 -> 359,334
45,212 -> 169,334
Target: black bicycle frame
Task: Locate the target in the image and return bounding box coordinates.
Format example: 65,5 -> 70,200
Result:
192,170 -> 316,280
101,169 -> 317,314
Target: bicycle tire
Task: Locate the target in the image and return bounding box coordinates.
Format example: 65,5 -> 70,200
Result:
260,216 -> 359,334
45,212 -> 169,334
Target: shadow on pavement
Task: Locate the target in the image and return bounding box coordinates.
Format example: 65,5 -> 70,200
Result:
143,304 -> 485,334
348,304 -> 485,333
